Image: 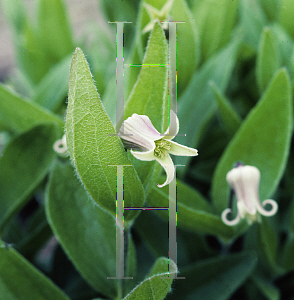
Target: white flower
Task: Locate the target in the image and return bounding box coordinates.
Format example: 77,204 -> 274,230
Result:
142,0 -> 174,34
53,134 -> 68,157
119,111 -> 198,188
221,164 -> 278,226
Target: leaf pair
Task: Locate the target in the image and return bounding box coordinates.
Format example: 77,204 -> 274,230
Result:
66,22 -> 175,221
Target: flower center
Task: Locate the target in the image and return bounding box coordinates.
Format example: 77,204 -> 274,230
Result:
154,139 -> 171,158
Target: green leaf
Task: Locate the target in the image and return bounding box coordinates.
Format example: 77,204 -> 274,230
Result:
2,206 -> 52,261
0,132 -> 10,152
210,81 -> 242,137
212,69 -> 292,213
132,0 -> 197,95
37,0 -> 74,62
123,257 -> 176,300
8,69 -> 35,99
122,22 -> 169,193
192,0 -> 238,61
154,175 -> 211,212
0,125 -> 57,233
123,22 -> 168,133
259,0 -> 279,21
32,55 -> 72,112
100,0 -> 138,52
66,47 -> 144,221
281,234 -> 294,271
85,26 -> 116,97
135,211 -> 213,270
256,27 -> 281,93
169,252 -> 257,300
0,84 -> 64,134
101,74 -> 117,125
15,208 -> 52,260
101,0 -> 139,24
176,38 -> 240,170
278,0 -> 294,39
124,235 -> 137,296
256,219 -> 280,271
147,176 -> 236,240
251,275 -> 280,300
286,197 -> 294,234
16,22 -> 51,84
281,196 -> 294,270
1,0 -> 27,36
134,210 -> 169,258
239,0 -> 267,50
171,0 -> 199,92
270,23 -> 294,68
124,1 -> 145,100
0,241 -> 69,300
46,161 -> 136,299
1,0 -> 50,84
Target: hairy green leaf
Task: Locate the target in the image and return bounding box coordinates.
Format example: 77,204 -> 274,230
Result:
123,257 -> 176,300
37,0 -> 74,61
210,81 -> 242,137
171,0 -> 199,92
278,0 -> 294,39
192,0 -> 238,61
0,125 -> 57,233
256,27 -> 281,93
169,252 -> 257,300
123,22 -> 169,194
0,84 -> 64,134
32,55 -> 72,112
270,23 -> 294,68
239,0 -> 267,50
0,241 -> 69,300
46,161 -> 136,299
66,47 -> 144,221
176,38 -> 240,171
123,22 -> 168,132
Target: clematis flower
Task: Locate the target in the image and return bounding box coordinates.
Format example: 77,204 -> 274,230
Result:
142,0 -> 174,34
221,163 -> 278,226
119,111 -> 198,188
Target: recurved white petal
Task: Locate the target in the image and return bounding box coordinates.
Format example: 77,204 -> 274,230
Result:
155,154 -> 175,188
168,140 -> 198,156
221,208 -> 241,226
163,110 -> 179,139
256,199 -> 278,217
130,148 -> 156,161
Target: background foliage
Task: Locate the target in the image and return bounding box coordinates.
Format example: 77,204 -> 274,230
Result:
1,0 -> 294,299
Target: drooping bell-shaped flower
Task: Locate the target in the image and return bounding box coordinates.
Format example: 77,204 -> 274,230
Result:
119,111 -> 198,188
221,164 -> 278,226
